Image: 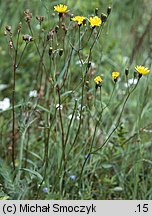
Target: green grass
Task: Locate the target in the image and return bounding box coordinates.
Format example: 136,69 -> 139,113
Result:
0,0 -> 152,200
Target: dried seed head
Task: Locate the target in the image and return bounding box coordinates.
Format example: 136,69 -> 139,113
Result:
23,34 -> 33,42
9,40 -> 13,49
5,25 -> 12,32
18,22 -> 22,33
55,25 -> 59,33
24,9 -> 32,22
36,16 -> 45,24
47,29 -> 54,41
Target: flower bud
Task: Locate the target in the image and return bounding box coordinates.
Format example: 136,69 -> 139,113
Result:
49,47 -> 53,56
134,71 -> 137,79
107,6 -> 112,16
87,62 -> 92,69
101,13 -> 107,22
125,68 -> 129,76
95,8 -> 98,16
59,48 -> 63,56
5,25 -> 12,32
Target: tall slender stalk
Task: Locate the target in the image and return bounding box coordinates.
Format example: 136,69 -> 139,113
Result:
12,24 -> 21,170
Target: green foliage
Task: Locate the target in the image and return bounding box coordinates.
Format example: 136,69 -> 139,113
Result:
0,0 -> 152,200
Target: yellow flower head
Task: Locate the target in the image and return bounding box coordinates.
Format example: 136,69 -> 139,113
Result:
89,16 -> 102,28
112,72 -> 120,82
71,16 -> 86,26
54,4 -> 68,13
94,76 -> 103,88
135,65 -> 150,75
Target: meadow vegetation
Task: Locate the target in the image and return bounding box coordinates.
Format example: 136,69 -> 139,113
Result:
0,0 -> 152,199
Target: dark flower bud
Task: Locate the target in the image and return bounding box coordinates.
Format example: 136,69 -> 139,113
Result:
87,62 -> 92,69
83,19 -> 86,26
95,8 -> 98,16
101,13 -> 107,22
125,68 -> 129,76
59,48 -> 64,56
49,47 -> 53,56
138,73 -> 142,79
107,6 -> 112,16
134,71 -> 137,79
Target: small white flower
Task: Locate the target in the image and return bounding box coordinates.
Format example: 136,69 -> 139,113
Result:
29,90 -> 38,98
0,84 -> 8,91
68,113 -> 80,120
56,104 -> 63,110
68,114 -> 73,120
0,98 -> 10,111
76,113 -> 80,120
124,78 -> 138,88
76,60 -> 84,66
90,61 -> 96,69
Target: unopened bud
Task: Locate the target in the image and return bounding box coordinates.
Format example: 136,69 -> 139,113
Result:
125,68 -> 129,76
87,62 -> 92,69
101,13 -> 107,22
70,14 -> 74,19
59,48 -> 64,56
134,71 -> 137,79
85,81 -> 89,87
95,8 -> 98,16
4,31 -> 7,36
83,19 -> 86,26
107,6 -> 112,16
49,47 -> 53,56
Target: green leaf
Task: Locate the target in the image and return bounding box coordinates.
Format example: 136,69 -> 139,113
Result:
21,168 -> 43,181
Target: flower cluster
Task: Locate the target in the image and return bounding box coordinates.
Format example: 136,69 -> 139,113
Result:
54,4 -> 102,28
94,65 -> 150,89
53,5 -> 151,89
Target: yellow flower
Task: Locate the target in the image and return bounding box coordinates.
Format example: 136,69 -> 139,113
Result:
112,72 -> 120,82
71,16 -> 86,26
54,4 -> 68,13
135,65 -> 150,75
89,16 -> 102,27
94,76 -> 103,88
